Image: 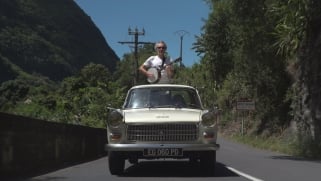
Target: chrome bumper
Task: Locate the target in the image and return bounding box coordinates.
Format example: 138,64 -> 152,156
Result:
105,143 -> 220,152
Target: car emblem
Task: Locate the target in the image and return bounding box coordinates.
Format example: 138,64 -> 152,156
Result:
156,114 -> 169,118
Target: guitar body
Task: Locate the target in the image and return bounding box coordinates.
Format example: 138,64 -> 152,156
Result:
146,67 -> 161,84
146,57 -> 181,84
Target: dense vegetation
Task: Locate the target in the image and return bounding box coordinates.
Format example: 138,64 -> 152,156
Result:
192,0 -> 321,158
1,0 -> 321,158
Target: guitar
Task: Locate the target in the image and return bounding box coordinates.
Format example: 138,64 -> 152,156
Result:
146,57 -> 181,84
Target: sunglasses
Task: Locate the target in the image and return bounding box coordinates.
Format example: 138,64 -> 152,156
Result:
157,46 -> 166,50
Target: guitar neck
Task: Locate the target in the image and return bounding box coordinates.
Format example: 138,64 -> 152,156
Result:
166,57 -> 182,66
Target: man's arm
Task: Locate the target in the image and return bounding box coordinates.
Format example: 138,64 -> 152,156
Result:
139,64 -> 148,77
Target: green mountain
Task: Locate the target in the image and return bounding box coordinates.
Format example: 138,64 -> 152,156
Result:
0,0 -> 119,83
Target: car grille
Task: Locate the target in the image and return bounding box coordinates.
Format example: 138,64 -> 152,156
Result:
127,123 -> 198,142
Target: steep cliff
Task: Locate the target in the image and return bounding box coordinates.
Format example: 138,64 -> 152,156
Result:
0,0 -> 119,82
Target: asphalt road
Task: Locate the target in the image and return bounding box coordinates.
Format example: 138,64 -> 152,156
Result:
15,137 -> 321,181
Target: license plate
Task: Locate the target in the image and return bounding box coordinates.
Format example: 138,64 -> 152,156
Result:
143,148 -> 183,157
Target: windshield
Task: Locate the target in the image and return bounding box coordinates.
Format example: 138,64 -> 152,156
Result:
124,87 -> 202,109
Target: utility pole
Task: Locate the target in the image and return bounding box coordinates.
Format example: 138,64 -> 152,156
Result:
174,30 -> 189,68
119,27 -> 154,85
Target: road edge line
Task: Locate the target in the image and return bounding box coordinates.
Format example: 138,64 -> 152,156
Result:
226,166 -> 264,181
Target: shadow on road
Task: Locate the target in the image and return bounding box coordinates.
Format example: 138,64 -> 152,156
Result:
120,160 -> 239,178
1,156 -> 106,181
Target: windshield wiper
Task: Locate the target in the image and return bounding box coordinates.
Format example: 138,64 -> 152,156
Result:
148,104 -> 176,108
187,103 -> 201,109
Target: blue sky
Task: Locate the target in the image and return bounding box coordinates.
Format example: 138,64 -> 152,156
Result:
74,0 -> 210,67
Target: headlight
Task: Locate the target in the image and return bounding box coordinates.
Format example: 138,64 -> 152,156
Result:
201,111 -> 217,127
107,110 -> 123,128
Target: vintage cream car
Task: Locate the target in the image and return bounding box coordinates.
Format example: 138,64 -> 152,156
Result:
105,84 -> 220,175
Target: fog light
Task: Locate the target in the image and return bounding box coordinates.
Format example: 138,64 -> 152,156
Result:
109,133 -> 121,141
203,132 -> 215,139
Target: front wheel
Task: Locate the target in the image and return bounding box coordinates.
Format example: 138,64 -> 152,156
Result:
108,151 -> 125,175
200,151 -> 216,175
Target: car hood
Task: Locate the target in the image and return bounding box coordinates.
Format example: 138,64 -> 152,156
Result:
123,109 -> 204,123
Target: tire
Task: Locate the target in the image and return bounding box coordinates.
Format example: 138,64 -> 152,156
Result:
200,151 -> 216,175
108,151 -> 125,175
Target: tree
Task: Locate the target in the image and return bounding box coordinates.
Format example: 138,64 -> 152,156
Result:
58,63 -> 125,127
194,0 -> 292,135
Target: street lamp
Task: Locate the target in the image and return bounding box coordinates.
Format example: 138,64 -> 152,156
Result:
174,30 -> 189,67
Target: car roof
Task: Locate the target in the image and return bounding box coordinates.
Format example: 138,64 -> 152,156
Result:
130,84 -> 196,90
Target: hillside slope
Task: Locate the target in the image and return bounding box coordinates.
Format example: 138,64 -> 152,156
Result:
0,0 -> 119,82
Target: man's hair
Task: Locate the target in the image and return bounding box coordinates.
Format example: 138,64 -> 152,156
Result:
154,41 -> 167,50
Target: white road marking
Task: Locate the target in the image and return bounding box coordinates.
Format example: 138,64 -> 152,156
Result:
226,166 -> 264,181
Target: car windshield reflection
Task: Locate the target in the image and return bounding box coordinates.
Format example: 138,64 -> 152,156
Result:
124,87 -> 202,109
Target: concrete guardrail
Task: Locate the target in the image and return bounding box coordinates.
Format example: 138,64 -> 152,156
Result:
0,112 -> 107,178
